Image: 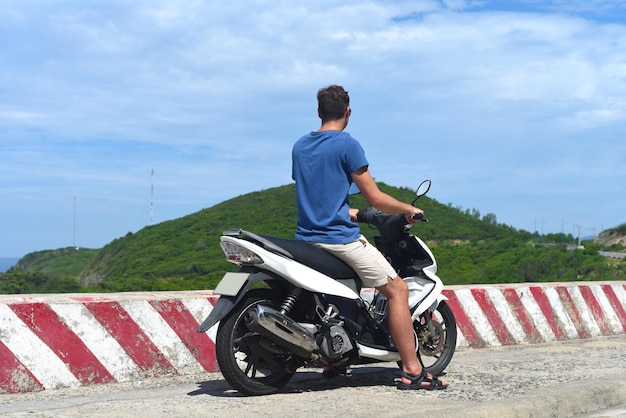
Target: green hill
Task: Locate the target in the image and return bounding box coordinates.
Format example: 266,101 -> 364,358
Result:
2,183 -> 625,294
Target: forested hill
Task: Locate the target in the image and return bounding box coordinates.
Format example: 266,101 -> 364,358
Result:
3,183 -> 625,294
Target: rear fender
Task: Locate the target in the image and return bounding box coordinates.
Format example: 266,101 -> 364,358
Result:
196,271 -> 277,333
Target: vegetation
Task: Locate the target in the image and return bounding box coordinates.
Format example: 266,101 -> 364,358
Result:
1,183 -> 624,294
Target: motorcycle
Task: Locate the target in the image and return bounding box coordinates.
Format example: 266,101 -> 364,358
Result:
197,180 -> 457,395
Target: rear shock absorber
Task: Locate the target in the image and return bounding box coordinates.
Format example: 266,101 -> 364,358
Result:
280,288 -> 302,314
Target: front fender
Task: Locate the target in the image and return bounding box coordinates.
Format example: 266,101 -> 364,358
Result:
428,293 -> 448,313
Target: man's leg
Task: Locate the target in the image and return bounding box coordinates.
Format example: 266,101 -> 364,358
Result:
314,237 -> 446,387
376,276 -> 421,383
377,276 -> 447,387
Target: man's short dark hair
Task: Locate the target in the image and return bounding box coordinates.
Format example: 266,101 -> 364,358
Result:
317,85 -> 350,122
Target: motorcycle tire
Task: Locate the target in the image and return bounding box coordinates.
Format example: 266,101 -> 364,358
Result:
414,300 -> 457,377
215,289 -> 297,396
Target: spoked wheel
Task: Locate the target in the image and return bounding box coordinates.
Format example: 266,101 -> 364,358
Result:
215,290 -> 298,395
414,301 -> 457,376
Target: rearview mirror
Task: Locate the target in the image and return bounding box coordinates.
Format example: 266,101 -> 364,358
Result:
411,179 -> 431,206
416,179 -> 431,197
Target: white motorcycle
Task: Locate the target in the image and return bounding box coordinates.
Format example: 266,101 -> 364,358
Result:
198,180 -> 456,395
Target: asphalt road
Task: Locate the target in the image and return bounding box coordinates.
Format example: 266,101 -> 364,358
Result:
1,335 -> 625,418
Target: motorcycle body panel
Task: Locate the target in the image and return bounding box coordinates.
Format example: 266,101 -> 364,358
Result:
406,270 -> 446,321
220,235 -> 361,300
357,343 -> 401,362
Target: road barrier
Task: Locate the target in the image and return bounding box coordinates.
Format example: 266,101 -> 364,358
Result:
1,282 -> 624,393
443,282 -> 625,348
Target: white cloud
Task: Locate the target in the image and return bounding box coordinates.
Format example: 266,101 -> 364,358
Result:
2,1 -> 626,255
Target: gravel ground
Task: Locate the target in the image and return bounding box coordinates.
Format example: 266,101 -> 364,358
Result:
1,335 -> 625,418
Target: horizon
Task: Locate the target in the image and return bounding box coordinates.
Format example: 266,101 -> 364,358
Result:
0,257 -> 20,273
2,181 -> 622,260
2,1 -> 625,256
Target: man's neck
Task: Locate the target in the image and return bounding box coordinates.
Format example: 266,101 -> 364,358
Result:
317,119 -> 346,132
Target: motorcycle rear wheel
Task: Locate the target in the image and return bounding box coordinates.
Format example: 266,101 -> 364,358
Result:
215,289 -> 297,396
415,300 -> 457,376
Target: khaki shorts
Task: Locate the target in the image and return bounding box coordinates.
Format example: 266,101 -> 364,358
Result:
314,235 -> 398,288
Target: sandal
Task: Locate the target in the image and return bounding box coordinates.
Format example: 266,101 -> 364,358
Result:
396,370 -> 448,391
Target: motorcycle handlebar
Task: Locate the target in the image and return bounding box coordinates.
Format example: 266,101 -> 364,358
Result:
412,213 -> 428,222
355,208 -> 428,224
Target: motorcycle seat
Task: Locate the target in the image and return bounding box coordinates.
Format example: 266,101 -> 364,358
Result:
258,235 -> 359,281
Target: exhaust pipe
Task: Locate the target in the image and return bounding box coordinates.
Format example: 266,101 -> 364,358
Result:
245,305 -> 317,358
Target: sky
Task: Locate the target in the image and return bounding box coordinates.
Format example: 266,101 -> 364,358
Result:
2,0 -> 626,258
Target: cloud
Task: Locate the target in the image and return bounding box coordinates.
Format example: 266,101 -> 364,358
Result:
2,1 -> 626,255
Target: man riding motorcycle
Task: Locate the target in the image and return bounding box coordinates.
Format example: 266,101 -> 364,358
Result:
291,84 -> 447,390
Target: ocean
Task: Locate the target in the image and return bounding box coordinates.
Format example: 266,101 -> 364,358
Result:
0,257 -> 20,273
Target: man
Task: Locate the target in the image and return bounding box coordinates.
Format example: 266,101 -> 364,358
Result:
292,85 -> 447,390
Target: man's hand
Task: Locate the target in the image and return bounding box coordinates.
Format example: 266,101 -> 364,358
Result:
405,207 -> 423,223
349,208 -> 360,222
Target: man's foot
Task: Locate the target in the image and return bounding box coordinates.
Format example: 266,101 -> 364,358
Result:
397,370 -> 447,390
322,366 -> 348,378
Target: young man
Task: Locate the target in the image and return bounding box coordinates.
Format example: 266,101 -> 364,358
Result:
291,85 -> 447,390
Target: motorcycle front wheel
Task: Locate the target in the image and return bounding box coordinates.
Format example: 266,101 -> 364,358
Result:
414,300 -> 457,377
215,289 -> 298,396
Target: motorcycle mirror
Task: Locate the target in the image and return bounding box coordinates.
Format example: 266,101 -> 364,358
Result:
411,179 -> 431,205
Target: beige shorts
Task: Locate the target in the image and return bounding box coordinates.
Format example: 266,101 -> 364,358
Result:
314,235 -> 398,288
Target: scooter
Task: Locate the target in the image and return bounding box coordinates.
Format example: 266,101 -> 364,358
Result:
197,180 -> 456,395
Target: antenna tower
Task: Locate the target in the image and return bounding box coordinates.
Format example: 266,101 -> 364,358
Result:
73,193 -> 76,248
150,169 -> 154,225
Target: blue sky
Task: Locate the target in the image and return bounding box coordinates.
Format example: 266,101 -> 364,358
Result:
2,0 -> 625,258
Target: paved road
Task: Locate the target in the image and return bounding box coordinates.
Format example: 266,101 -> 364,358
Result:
600,251 -> 626,260
1,335 -> 625,418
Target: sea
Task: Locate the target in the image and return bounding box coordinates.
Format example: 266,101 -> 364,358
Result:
0,257 -> 20,273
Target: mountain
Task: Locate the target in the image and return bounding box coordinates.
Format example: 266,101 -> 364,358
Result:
4,183 -> 625,294
601,224 -> 626,247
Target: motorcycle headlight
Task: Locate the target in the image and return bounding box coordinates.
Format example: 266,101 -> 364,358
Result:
220,241 -> 263,265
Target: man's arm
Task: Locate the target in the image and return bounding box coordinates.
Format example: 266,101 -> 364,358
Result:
352,166 -> 423,221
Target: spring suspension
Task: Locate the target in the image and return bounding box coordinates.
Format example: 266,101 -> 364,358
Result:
280,288 -> 301,314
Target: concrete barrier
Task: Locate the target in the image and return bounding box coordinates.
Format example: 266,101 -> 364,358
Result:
443,282 -> 625,348
0,282 -> 624,393
0,291 -> 218,393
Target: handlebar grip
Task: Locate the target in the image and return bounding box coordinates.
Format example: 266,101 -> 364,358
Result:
412,213 -> 428,223
356,210 -> 367,223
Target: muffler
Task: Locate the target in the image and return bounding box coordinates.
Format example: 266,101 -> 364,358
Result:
244,304 -> 317,358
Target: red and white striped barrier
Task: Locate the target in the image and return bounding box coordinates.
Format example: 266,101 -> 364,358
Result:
445,282 -> 626,348
0,282 -> 624,393
0,291 -> 218,393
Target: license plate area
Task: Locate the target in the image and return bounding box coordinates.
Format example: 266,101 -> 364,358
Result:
213,272 -> 250,296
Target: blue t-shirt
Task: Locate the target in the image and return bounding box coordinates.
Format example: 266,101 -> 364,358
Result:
292,130 -> 368,244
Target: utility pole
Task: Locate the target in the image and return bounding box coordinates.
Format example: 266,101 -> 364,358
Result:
150,169 -> 154,225
73,194 -> 77,249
